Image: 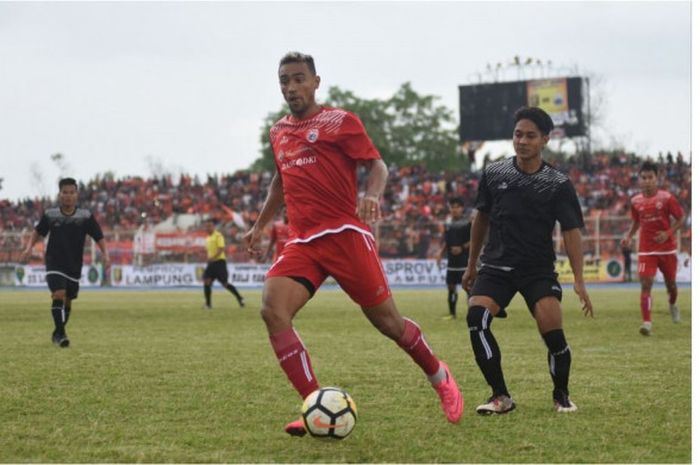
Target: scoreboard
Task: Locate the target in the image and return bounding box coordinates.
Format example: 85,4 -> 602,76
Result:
459,77 -> 586,141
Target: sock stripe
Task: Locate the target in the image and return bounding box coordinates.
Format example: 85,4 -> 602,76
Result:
300,351 -> 312,382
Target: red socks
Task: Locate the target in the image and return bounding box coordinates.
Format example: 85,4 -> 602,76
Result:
641,292 -> 652,323
269,327 -> 319,399
396,318 -> 440,377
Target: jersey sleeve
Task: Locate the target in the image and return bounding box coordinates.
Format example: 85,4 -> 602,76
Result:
474,172 -> 492,213
86,214 -> 105,242
554,181 -> 584,231
335,112 -> 381,160
668,194 -> 684,220
35,213 -> 49,237
630,200 -> 639,222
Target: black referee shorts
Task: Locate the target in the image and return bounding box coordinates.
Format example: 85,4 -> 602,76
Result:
446,269 -> 466,286
46,272 -> 80,300
203,260 -> 229,283
470,265 -> 562,314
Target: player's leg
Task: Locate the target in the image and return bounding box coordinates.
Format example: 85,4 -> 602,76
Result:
531,296 -> 576,412
325,231 -> 463,423
46,274 -> 70,347
360,296 -> 463,423
637,255 -> 658,334
202,262 -> 214,308
659,254 -> 680,323
217,262 -> 244,307
63,281 -> 78,328
447,280 -> 458,319
467,267 -> 516,414
263,243 -> 327,436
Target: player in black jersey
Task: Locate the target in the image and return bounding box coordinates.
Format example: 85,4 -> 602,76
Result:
435,198 -> 472,319
20,178 -> 110,348
462,107 -> 593,415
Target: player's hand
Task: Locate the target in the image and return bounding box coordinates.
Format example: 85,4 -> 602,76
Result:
620,236 -> 631,248
357,195 -> 381,224
654,230 -> 670,243
19,248 -> 31,263
243,226 -> 264,257
462,264 -> 477,293
450,246 -> 462,256
574,280 -> 594,318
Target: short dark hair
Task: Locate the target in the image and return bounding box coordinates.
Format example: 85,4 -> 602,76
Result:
449,197 -> 464,207
639,161 -> 658,175
514,106 -> 554,135
58,177 -> 77,190
279,51 -> 316,75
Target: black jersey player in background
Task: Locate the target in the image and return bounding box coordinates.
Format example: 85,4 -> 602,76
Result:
20,178 -> 110,348
462,107 -> 593,415
435,198 -> 472,320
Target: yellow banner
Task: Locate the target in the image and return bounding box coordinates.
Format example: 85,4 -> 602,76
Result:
554,257 -> 624,283
527,78 -> 569,114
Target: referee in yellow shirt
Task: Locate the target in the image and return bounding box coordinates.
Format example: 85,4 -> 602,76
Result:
203,219 -> 244,309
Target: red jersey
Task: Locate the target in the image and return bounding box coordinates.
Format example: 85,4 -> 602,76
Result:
630,189 -> 684,254
270,220 -> 290,259
270,107 -> 380,243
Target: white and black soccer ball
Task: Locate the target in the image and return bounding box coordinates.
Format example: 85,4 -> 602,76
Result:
301,387 -> 357,439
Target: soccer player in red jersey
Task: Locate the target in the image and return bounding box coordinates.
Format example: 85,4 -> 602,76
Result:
264,210 -> 290,263
244,52 -> 463,435
621,161 -> 686,335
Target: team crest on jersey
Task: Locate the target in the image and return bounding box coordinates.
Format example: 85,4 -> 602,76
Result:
306,128 -> 319,143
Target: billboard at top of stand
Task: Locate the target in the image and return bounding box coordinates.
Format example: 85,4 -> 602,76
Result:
459,77 -> 586,141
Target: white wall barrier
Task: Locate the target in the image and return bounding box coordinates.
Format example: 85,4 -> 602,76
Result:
7,254 -> 691,288
13,265 -> 103,287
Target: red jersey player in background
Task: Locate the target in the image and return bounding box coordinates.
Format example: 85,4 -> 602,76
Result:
244,52 -> 463,436
264,209 -> 290,263
621,161 -> 686,336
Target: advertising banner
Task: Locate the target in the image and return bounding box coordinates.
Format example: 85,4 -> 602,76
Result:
110,263 -> 271,288
14,265 -> 103,287
554,257 -> 624,283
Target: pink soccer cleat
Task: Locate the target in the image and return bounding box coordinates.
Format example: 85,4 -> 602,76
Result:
432,361 -> 464,423
284,418 -> 307,437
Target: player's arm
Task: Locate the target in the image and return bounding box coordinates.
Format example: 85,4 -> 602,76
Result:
264,226 -> 277,261
245,170 -> 285,257
96,238 -> 111,272
462,210 -> 489,292
435,242 -> 446,265
562,227 -> 593,318
20,230 -> 44,263
620,219 -> 640,248
655,208 -> 686,244
357,159 -> 387,224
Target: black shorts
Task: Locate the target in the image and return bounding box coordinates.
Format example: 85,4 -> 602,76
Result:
446,269 -> 466,286
470,265 -> 562,314
46,272 -> 80,300
204,260 -> 229,283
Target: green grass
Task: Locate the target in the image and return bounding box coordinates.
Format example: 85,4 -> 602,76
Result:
0,286 -> 691,463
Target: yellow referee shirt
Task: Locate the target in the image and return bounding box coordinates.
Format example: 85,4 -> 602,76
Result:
206,230 -> 226,261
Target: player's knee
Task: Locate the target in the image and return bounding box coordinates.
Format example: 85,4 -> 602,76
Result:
467,305 -> 491,331
260,303 -> 291,330
52,290 -> 66,300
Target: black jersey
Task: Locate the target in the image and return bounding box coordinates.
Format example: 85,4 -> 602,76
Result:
444,216 -> 471,269
475,156 -> 583,270
35,208 -> 104,280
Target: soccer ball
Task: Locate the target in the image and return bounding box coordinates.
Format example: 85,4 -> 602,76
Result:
301,387 -> 357,439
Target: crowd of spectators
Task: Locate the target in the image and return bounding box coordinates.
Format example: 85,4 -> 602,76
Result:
0,150 -> 691,261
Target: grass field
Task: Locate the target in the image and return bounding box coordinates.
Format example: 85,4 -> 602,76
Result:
0,286 -> 691,463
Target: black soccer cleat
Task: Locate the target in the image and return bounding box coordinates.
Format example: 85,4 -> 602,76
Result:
238,297 -> 245,308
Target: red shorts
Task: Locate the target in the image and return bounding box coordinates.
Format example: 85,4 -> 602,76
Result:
637,253 -> 678,280
266,229 -> 391,307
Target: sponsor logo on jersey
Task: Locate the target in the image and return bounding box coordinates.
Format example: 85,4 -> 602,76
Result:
497,182 -> 508,190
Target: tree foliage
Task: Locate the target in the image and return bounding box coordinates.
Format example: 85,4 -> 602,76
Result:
250,82 -> 462,173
